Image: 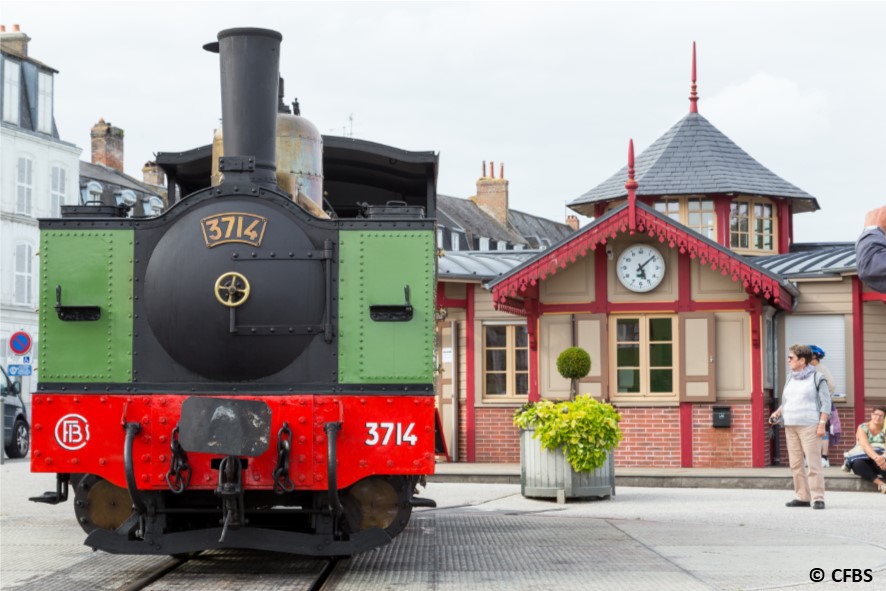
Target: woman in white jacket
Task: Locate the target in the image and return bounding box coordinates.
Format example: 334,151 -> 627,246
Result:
770,344 -> 832,510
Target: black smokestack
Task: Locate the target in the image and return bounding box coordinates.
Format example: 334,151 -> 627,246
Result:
206,28 -> 282,188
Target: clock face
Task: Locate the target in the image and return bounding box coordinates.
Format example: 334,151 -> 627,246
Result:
616,244 -> 666,293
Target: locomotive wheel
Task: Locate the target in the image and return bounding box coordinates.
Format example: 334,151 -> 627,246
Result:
341,476 -> 413,539
73,475 -> 134,534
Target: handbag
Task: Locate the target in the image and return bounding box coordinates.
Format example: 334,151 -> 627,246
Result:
844,443 -> 885,464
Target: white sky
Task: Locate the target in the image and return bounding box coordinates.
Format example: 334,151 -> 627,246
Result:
3,1 -> 884,243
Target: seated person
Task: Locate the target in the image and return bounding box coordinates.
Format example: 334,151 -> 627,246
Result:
844,406 -> 886,493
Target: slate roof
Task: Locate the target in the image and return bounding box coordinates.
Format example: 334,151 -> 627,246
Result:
749,243 -> 856,280
438,250 -> 539,281
568,112 -> 819,215
438,194 -> 527,245
437,193 -> 573,251
80,161 -> 161,195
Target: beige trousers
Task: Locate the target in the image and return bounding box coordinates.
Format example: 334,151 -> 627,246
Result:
785,424 -> 825,502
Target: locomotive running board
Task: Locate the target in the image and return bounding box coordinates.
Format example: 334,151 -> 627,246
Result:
84,524 -> 392,556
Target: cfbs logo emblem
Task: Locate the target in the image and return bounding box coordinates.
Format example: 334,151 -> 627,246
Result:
55,414 -> 90,451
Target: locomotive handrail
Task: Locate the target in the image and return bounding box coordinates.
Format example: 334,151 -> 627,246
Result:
324,422 -> 344,520
123,421 -> 148,515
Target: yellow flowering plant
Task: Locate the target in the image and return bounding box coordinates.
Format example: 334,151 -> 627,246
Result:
514,395 -> 622,473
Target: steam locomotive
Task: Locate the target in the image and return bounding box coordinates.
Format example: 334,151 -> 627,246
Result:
30,28 -> 438,556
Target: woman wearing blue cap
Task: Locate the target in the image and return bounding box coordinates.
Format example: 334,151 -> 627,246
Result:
809,345 -> 836,467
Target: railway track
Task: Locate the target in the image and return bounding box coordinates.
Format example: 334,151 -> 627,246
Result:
119,552 -> 342,591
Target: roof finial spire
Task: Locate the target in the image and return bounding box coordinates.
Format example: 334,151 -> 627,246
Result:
625,139 -> 638,231
689,41 -> 699,113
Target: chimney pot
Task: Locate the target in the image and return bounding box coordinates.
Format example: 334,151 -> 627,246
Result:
13,24 -> 20,32
474,160 -> 509,227
91,119 -> 125,173
1,26 -> 6,33
566,215 -> 580,231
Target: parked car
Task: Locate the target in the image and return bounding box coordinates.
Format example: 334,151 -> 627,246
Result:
3,366 -> 29,458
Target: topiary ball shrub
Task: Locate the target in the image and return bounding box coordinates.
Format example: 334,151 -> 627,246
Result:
556,347 -> 591,380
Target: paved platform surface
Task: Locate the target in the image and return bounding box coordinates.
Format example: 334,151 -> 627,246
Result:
2,459 -> 885,590
430,462 -> 881,491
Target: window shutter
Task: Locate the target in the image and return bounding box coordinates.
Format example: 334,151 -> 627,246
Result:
575,314 -> 609,400
680,312 -> 716,402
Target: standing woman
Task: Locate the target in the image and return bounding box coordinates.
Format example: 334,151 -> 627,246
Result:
770,344 -> 832,510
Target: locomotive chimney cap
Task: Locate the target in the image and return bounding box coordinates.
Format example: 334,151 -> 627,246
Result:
203,27 -> 282,53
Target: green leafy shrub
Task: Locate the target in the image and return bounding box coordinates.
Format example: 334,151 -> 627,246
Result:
556,347 -> 591,380
513,395 -> 622,472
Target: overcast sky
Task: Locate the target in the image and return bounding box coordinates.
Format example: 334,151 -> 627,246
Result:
4,1 -> 884,242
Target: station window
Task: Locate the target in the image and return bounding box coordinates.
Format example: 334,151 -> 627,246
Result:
611,315 -> 676,399
653,196 -> 715,240
730,197 -> 775,253
483,324 -> 529,400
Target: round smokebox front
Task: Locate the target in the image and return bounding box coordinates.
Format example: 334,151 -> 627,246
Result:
144,198 -> 325,381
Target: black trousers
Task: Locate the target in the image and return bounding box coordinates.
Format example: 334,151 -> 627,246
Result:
850,458 -> 886,482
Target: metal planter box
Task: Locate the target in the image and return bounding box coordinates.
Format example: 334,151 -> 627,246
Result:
520,429 -> 615,501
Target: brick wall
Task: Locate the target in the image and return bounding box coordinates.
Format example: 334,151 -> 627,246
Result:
612,407 -> 682,467
692,403 -> 753,467
474,407 -> 521,462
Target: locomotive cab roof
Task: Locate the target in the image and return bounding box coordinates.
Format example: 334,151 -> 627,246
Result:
156,135 -> 438,218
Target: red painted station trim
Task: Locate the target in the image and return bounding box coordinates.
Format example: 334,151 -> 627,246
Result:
852,278 -> 866,428
492,205 -> 794,312
527,299 -> 540,402
436,283 -> 467,309
861,290 -> 886,303
538,299 -> 756,315
465,283 -> 476,462
680,403 -> 693,467
749,298 -> 765,467
689,41 -> 699,114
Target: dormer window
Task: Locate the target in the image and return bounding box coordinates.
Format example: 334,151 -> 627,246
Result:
37,71 -> 53,134
730,197 -> 775,252
3,58 -> 20,125
653,196 -> 715,240
83,180 -> 103,204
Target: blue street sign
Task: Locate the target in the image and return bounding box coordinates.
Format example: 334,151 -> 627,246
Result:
7,364 -> 32,377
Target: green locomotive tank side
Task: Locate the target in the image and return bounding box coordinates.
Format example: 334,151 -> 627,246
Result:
338,229 -> 436,384
39,230 -> 134,383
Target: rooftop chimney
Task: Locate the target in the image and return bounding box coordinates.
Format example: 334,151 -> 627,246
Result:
0,24 -> 31,56
91,119 -> 125,173
142,160 -> 165,187
566,215 -> 579,231
472,160 -> 509,227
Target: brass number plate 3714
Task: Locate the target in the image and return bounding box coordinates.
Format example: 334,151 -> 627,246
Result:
201,212 -> 268,248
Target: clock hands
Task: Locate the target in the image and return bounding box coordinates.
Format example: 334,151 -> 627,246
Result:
635,255 -> 657,280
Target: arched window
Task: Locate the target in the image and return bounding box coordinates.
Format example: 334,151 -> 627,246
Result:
82,181 -> 103,205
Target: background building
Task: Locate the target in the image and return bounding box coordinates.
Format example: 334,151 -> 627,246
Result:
1,25 -> 81,409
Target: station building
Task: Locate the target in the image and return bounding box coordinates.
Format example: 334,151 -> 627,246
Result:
434,48 -> 885,468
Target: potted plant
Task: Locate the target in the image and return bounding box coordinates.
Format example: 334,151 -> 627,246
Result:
513,347 -> 622,502
557,346 -> 591,400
